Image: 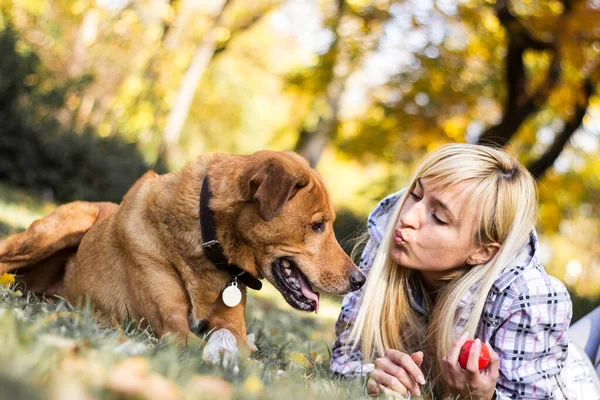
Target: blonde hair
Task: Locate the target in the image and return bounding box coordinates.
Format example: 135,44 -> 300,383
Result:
348,143 -> 537,395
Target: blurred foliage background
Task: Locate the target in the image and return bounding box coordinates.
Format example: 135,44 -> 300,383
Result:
0,0 -> 598,315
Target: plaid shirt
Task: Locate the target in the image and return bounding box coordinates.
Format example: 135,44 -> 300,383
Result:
331,190 -> 600,399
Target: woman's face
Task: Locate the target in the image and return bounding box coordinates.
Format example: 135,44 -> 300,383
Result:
391,178 -> 483,287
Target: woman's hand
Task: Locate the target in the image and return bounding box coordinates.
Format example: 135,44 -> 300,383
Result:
366,349 -> 426,398
441,332 -> 499,400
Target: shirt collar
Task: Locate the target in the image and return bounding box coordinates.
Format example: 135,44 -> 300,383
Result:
491,230 -> 539,293
407,273 -> 430,316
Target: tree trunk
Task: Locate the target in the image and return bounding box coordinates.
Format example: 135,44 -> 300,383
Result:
477,0 -> 560,148
154,0 -> 233,170
294,80 -> 345,168
475,0 -> 594,180
527,78 -> 595,179
293,0 -> 345,168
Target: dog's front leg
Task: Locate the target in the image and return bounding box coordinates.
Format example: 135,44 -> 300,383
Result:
202,296 -> 250,368
202,328 -> 239,370
162,311 -> 204,348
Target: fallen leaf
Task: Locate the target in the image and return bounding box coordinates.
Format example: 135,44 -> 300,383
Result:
186,375 -> 233,400
241,373 -> 263,395
289,352 -> 312,368
106,357 -> 181,400
0,273 -> 15,287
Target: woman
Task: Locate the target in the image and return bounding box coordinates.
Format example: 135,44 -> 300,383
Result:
331,144 -> 600,399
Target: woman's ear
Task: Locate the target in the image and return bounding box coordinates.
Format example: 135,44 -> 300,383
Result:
467,243 -> 501,266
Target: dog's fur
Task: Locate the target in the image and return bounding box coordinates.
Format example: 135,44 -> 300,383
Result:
0,150 -> 364,351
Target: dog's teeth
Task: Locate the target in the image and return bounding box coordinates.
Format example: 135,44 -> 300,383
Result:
281,259 -> 293,277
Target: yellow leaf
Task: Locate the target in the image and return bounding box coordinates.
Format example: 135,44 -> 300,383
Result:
310,331 -> 322,340
0,273 -> 15,288
98,123 -> 111,138
17,0 -> 48,16
71,1 -> 85,15
106,357 -> 180,400
482,11 -> 500,32
187,375 -> 233,400
289,351 -> 312,368
443,116 -> 468,140
121,76 -> 146,99
241,373 -> 263,395
549,0 -> 565,14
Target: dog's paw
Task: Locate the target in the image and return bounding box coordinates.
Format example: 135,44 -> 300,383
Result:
246,333 -> 258,352
202,329 -> 239,372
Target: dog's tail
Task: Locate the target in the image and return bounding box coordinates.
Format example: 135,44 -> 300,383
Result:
0,201 -> 118,295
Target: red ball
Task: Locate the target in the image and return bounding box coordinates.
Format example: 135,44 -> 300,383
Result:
458,339 -> 490,371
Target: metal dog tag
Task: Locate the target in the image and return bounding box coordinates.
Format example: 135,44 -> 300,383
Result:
222,280 -> 242,307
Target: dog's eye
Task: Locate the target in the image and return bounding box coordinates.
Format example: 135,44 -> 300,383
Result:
311,221 -> 325,233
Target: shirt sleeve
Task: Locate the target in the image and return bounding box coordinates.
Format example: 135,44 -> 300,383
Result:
330,237 -> 377,378
493,275 -> 572,399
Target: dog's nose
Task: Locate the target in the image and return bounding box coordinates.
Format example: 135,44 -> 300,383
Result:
349,270 -> 366,291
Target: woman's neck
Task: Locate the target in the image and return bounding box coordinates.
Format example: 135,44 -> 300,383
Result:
419,271 -> 442,293
420,264 -> 468,293
416,272 -> 439,309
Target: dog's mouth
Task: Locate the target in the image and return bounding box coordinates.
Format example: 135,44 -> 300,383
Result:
272,258 -> 320,313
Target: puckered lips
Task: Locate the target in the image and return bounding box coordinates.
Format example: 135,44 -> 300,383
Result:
272,258 -> 320,313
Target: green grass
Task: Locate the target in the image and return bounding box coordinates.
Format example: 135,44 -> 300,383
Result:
0,184 -> 369,400
0,285 -> 368,400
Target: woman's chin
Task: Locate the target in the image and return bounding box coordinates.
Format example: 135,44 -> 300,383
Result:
390,246 -> 407,265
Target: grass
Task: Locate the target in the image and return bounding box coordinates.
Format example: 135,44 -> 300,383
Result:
0,184 -> 370,400
0,285 -> 368,400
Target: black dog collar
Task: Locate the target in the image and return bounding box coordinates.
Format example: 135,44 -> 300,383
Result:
199,177 -> 262,291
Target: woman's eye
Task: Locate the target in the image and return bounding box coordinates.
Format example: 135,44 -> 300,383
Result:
312,221 -> 325,233
409,191 -> 422,201
432,212 -> 447,225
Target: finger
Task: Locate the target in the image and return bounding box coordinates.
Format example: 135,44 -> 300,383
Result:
446,330 -> 469,364
375,357 -> 421,396
411,351 -> 424,367
465,338 -> 482,375
441,355 -> 458,383
483,343 -> 500,380
487,343 -> 499,366
370,367 -> 409,396
385,349 -> 427,386
366,377 -> 381,396
379,384 -> 407,399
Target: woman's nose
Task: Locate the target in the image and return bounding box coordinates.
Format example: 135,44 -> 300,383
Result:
399,201 -> 424,229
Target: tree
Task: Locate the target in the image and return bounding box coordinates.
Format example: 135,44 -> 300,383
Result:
291,0 -> 346,168
290,0 -> 392,167
154,0 -> 234,169
155,0 -> 281,169
338,0 -> 599,181
476,0 -> 599,180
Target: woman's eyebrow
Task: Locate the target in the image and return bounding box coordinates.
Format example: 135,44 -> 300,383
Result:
417,179 -> 457,223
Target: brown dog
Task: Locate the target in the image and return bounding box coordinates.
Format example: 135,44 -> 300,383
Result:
0,150 -> 365,353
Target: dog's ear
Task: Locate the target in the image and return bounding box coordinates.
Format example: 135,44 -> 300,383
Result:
246,161 -> 309,221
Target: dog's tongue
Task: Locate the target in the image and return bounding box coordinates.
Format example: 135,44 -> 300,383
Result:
299,278 -> 320,314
